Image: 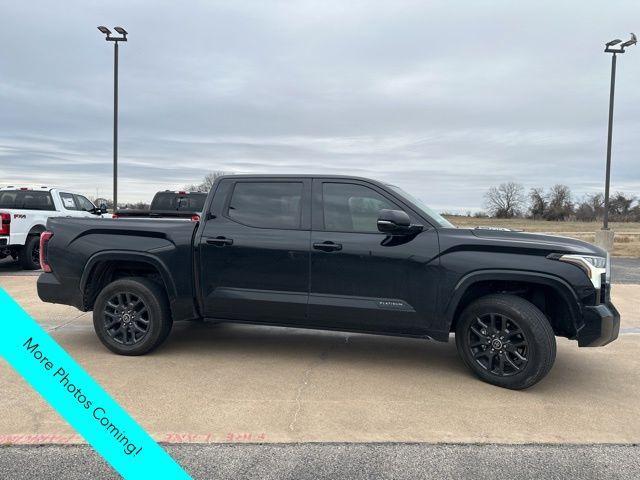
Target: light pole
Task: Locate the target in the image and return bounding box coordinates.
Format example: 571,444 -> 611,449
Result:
97,26 -> 128,212
602,33 -> 636,230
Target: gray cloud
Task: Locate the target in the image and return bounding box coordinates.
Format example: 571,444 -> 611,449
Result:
1,0 -> 639,211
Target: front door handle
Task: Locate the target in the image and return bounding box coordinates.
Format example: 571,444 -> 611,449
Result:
313,241 -> 342,252
206,236 -> 233,246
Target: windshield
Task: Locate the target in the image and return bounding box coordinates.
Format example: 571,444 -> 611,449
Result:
387,185 -> 455,228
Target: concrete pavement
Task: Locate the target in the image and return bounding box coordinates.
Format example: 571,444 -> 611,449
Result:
1,276 -> 639,446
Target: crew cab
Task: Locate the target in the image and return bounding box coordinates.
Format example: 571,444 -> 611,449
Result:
37,175 -> 620,389
0,186 -> 106,270
114,190 -> 207,220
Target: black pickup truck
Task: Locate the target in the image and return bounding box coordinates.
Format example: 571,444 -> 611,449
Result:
37,175 -> 620,389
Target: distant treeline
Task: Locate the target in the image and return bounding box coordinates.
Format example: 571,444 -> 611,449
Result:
467,183 -> 639,222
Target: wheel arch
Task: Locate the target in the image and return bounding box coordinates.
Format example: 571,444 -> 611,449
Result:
446,270 -> 582,339
27,224 -> 46,236
80,251 -> 178,316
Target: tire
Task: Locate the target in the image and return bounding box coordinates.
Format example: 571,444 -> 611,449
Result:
93,277 -> 173,355
455,294 -> 556,390
19,235 -> 41,270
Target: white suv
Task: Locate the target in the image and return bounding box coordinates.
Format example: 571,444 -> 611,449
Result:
0,186 -> 106,270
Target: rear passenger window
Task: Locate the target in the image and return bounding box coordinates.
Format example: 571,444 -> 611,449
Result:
227,182 -> 303,229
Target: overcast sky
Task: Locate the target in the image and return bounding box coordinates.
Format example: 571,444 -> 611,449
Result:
1,1 -> 638,212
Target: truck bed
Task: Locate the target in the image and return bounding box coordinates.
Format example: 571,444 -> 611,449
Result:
114,209 -> 198,219
40,217 -> 199,319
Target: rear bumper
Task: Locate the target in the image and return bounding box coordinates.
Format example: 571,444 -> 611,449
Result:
37,273 -> 84,310
577,302 -> 620,347
1,234 -> 21,247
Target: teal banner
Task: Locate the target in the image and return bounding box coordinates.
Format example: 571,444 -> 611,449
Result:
0,288 -> 191,479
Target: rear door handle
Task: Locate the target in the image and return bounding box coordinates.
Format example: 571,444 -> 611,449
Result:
313,241 -> 342,252
206,236 -> 233,246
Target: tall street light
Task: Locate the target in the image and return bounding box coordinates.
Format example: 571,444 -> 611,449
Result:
602,33 -> 636,230
97,26 -> 128,212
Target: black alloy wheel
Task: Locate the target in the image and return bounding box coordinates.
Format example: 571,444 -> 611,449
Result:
31,243 -> 40,267
455,294 -> 556,390
103,291 -> 151,345
467,313 -> 529,377
93,277 -> 173,356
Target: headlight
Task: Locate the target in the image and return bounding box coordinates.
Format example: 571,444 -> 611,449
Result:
580,256 -> 607,268
554,253 -> 609,290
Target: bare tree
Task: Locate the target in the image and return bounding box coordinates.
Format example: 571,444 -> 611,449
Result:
631,202 -> 640,222
609,192 -> 636,221
575,193 -> 604,221
544,184 -> 573,221
184,171 -> 229,192
587,192 -> 604,215
528,187 -> 547,219
484,182 -> 525,218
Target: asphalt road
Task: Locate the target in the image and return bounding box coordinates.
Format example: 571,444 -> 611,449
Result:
2,443 -> 639,480
0,257 -> 37,276
611,257 -> 640,283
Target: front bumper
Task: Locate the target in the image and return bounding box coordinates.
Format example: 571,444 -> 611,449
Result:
577,302 -> 620,347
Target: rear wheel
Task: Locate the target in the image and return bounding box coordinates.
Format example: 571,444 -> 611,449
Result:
93,277 -> 173,355
19,235 -> 41,270
455,294 -> 556,390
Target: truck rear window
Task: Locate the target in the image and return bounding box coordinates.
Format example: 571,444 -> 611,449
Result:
0,190 -> 56,211
151,192 -> 207,212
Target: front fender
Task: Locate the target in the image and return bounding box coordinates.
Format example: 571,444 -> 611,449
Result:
445,269 -> 582,332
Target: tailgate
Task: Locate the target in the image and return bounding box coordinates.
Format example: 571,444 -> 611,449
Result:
2,210 -> 37,245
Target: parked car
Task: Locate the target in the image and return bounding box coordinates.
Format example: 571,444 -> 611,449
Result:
114,190 -> 207,220
37,175 -> 619,389
0,186 -> 106,270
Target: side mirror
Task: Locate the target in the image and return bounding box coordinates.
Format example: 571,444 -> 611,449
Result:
377,209 -> 423,235
99,203 -> 108,214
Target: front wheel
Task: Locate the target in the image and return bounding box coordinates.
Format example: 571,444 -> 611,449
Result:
455,294 -> 556,390
93,277 -> 173,355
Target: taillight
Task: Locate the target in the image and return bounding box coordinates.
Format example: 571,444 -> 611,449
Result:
191,214 -> 200,222
112,213 -> 119,219
0,212 -> 10,235
40,231 -> 54,272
